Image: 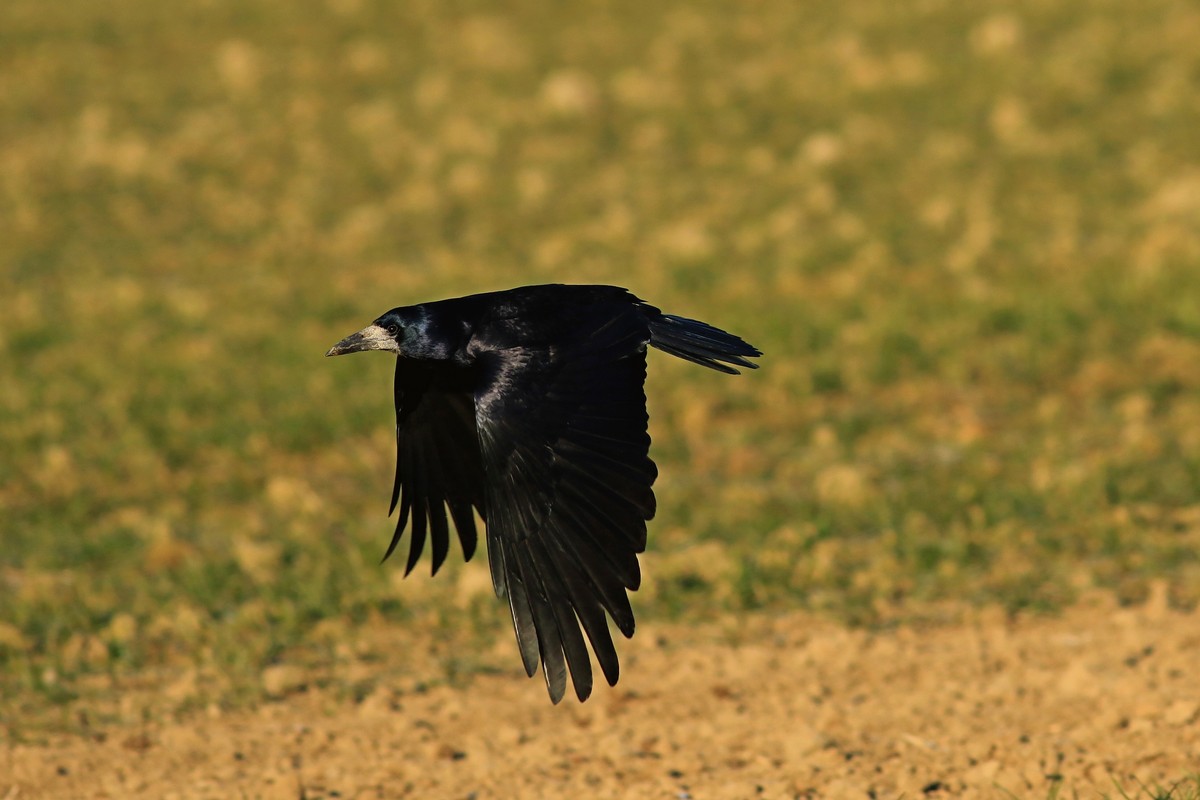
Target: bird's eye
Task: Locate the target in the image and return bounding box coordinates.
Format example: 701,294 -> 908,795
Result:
386,324 -> 399,335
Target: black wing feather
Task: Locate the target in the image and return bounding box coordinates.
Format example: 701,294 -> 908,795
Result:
474,303 -> 655,702
387,361 -> 485,574
422,442 -> 452,574
527,539 -> 594,701
404,450 -> 428,577
499,538 -> 540,677
542,532 -> 621,685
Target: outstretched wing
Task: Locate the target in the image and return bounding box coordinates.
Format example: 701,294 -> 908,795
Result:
473,306 -> 658,703
386,360 -> 486,576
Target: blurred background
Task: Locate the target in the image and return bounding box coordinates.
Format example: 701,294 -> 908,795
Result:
3,0 -> 1200,727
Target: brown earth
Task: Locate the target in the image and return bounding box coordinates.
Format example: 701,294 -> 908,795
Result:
6,590 -> 1200,799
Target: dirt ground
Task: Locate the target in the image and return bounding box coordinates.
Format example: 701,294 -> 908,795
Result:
6,589 -> 1199,799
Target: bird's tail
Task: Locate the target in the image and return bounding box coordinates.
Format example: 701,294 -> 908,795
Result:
647,313 -> 762,375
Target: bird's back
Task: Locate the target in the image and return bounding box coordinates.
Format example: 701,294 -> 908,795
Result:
445,284 -> 649,355
437,284 -> 759,375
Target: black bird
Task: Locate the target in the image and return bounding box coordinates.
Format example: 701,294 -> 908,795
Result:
326,284 -> 760,702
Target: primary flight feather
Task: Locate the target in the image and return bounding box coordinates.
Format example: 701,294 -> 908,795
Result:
326,284 -> 761,702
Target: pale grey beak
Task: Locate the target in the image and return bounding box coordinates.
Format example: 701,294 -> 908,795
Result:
326,324 -> 399,357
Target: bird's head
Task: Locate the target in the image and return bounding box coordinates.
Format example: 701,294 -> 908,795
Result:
326,312 -> 405,358
326,306 -> 460,361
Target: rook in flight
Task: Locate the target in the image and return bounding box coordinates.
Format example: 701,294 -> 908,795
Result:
327,284 -> 760,702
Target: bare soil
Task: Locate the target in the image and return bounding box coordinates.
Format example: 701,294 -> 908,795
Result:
7,590 -> 1199,799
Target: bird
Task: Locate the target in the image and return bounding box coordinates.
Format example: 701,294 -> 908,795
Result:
326,284 -> 760,702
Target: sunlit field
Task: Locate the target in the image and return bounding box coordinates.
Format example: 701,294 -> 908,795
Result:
3,0 -> 1200,734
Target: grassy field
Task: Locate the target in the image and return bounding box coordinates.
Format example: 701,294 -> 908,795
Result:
3,0 -> 1200,736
